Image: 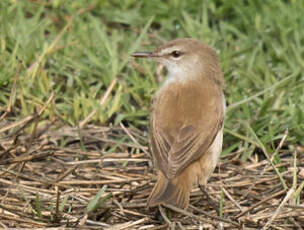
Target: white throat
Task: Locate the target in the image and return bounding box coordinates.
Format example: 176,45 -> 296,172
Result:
162,58 -> 201,86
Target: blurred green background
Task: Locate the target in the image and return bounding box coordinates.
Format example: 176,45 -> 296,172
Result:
1,0 -> 304,160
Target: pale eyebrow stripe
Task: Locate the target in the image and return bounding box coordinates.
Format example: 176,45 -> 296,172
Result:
159,47 -> 177,56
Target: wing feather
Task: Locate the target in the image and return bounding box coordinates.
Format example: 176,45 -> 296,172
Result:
150,81 -> 224,180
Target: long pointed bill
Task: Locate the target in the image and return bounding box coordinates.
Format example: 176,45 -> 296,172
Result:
131,52 -> 156,58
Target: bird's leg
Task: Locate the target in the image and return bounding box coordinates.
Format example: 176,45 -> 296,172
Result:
199,184 -> 220,215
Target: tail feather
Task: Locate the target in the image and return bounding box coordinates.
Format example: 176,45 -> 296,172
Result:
147,172 -> 191,209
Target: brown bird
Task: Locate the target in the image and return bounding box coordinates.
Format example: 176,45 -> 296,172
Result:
132,38 -> 225,209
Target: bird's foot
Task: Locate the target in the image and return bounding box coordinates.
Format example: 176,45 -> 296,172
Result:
199,184 -> 220,216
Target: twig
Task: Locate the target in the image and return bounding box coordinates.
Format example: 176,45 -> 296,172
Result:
242,129 -> 288,198
55,165 -> 78,182
37,92 -> 55,116
245,123 -> 288,190
105,217 -> 148,230
0,116 -> 33,133
79,78 -> 117,128
289,217 -> 304,230
0,151 -> 54,165
158,206 -> 173,227
120,122 -> 149,155
236,189 -> 286,218
86,218 -> 110,227
0,92 -> 54,137
177,222 -> 186,230
54,186 -> 60,223
165,204 -> 239,227
0,62 -> 21,121
222,187 -> 243,211
262,188 -> 294,230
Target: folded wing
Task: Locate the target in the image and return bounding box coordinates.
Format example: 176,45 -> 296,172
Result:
150,81 -> 224,179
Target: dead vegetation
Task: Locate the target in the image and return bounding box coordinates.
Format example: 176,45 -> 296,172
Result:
0,117 -> 304,230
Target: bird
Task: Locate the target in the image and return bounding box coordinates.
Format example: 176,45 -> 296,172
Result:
132,38 -> 226,209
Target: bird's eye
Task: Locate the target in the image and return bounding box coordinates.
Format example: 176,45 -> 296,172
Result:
171,50 -> 182,58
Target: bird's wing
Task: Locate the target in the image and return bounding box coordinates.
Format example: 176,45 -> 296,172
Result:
150,82 -> 224,179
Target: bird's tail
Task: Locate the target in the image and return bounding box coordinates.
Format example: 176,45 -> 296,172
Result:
147,171 -> 192,209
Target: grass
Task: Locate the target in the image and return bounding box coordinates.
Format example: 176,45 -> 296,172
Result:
1,0 -> 303,151
0,0 -> 304,228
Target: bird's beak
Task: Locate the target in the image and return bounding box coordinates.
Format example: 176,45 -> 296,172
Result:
131,52 -> 158,58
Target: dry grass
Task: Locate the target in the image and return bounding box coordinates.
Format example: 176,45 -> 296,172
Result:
0,117 -> 304,229
1,1 -> 304,229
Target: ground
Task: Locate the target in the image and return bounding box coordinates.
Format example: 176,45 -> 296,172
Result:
0,123 -> 303,229
1,0 -> 304,229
